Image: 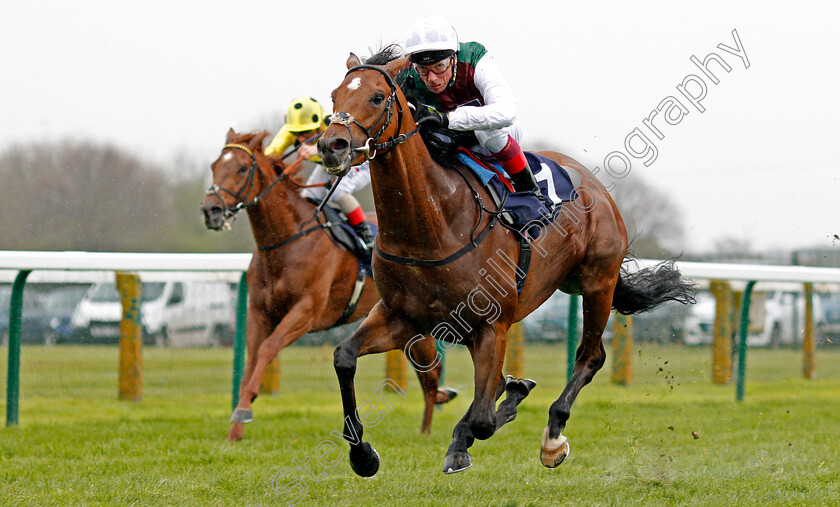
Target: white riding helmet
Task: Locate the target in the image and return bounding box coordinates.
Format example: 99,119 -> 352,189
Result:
404,15 -> 459,64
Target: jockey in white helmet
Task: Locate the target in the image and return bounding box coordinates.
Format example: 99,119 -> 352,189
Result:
401,15 -> 544,200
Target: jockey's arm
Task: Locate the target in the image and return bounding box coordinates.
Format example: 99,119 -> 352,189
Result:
264,125 -> 296,156
447,54 -> 518,132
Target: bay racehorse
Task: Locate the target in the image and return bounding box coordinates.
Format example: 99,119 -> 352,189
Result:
317,50 -> 696,475
201,129 -> 455,441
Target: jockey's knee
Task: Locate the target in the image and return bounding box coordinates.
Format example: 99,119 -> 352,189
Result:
335,193 -> 359,211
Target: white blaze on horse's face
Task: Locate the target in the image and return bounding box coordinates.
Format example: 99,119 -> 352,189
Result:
221,152 -> 234,163
347,77 -> 362,91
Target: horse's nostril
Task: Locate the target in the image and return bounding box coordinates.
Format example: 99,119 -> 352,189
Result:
202,205 -> 222,217
330,138 -> 349,152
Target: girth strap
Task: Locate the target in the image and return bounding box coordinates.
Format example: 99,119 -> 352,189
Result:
374,215 -> 497,268
516,238 -> 532,294
332,260 -> 366,327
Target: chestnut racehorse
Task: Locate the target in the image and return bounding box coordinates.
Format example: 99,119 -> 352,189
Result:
201,129 -> 454,441
317,51 -> 695,475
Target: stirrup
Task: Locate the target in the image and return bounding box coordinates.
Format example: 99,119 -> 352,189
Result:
351,222 -> 374,251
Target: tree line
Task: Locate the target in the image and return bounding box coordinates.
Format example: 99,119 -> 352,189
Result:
0,138 -> 685,258
0,140 -> 254,253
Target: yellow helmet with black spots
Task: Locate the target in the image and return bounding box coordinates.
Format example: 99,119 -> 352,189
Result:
284,96 -> 326,132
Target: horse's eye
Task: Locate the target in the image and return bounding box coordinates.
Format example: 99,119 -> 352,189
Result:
371,92 -> 386,106
239,165 -> 249,173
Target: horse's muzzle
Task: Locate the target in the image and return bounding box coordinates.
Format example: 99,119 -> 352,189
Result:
201,201 -> 226,231
318,135 -> 352,176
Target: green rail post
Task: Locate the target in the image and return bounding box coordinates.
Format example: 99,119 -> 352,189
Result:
231,272 -> 248,411
6,270 -> 31,427
567,295 -> 580,382
736,280 -> 757,402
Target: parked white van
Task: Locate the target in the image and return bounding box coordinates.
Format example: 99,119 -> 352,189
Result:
70,281 -> 236,347
682,289 -> 825,347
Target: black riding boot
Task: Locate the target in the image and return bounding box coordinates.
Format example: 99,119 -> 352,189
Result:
510,164 -> 545,202
351,221 -> 375,250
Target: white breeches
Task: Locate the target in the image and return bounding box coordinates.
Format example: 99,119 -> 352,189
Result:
473,119 -> 524,155
301,162 -> 371,213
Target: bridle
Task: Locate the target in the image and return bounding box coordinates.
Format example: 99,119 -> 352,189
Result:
329,64 -> 420,161
205,143 -> 308,224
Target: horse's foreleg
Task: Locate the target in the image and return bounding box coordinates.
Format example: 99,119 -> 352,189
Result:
227,301 -> 314,441
541,274 -> 615,467
227,310 -> 267,440
334,303 -> 417,477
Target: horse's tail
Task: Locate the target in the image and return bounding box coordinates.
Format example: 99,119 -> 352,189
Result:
612,257 -> 697,315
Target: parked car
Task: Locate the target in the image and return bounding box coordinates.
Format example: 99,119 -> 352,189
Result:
682,289 -> 825,347
632,300 -> 691,344
1,284 -> 92,346
521,292 -> 614,342
40,285 -> 91,345
748,290 -> 825,347
817,292 -> 840,345
1,286 -> 49,345
521,292 -> 582,342
682,291 -> 717,346
69,281 -> 236,347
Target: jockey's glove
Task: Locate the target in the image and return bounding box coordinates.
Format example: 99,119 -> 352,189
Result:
416,107 -> 449,129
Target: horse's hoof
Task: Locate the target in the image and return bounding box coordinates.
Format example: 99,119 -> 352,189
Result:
442,451 -> 472,474
540,426 -> 570,468
505,375 -> 537,395
435,387 -> 459,405
229,409 -> 253,424
227,423 -> 244,441
349,442 -> 380,477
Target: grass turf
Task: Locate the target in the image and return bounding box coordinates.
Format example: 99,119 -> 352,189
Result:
1,343 -> 838,506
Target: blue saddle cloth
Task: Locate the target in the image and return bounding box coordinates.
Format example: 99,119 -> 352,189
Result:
456,150 -> 577,239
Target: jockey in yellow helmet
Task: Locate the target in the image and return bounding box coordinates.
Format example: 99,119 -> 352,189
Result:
265,96 -> 375,249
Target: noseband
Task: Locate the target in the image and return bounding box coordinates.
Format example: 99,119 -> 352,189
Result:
206,143 -> 300,223
329,64 -> 420,160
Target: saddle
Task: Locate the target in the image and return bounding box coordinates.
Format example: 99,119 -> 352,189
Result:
318,203 -> 374,278
455,148 -> 579,240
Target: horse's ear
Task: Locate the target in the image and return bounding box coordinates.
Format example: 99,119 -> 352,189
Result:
226,128 -> 237,144
346,52 -> 362,69
251,131 -> 270,152
384,56 -> 410,78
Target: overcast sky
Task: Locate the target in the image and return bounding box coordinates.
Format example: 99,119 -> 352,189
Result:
1,1 -> 838,253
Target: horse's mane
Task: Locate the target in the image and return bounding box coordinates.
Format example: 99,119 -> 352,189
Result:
228,130 -> 291,179
364,44 -> 403,65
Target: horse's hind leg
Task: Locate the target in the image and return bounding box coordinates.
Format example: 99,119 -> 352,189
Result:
541,268 -> 617,467
409,336 -> 445,434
